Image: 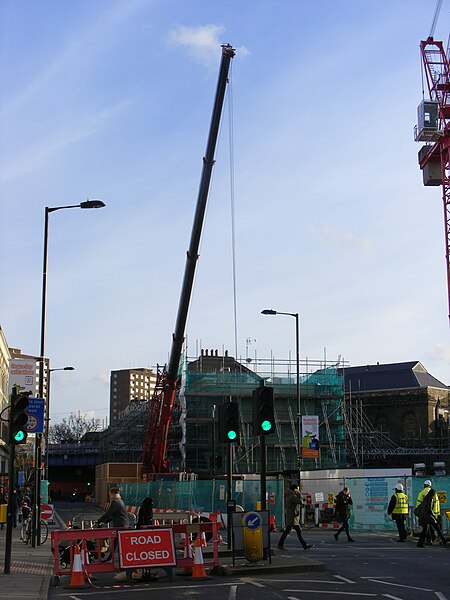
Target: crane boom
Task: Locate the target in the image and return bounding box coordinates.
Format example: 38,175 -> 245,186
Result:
142,44 -> 235,476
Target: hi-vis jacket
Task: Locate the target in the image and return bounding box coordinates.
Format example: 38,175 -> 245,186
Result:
388,492 -> 408,516
416,488 -> 440,517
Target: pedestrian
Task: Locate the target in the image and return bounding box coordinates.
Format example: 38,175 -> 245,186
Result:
416,479 -> 440,543
97,487 -> 129,528
333,486 -> 354,542
136,497 -> 154,529
0,487 -> 6,530
277,484 -> 313,551
11,489 -> 20,528
387,483 -> 408,542
416,488 -> 447,547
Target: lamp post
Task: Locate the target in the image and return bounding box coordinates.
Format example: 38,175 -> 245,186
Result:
33,199 -> 105,547
261,309 -> 301,484
44,366 -> 74,480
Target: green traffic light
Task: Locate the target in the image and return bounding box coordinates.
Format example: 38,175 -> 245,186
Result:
261,420 -> 272,432
14,430 -> 26,442
227,430 -> 237,441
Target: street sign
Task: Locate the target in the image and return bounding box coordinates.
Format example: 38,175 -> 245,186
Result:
26,398 -> 45,433
243,511 -> 262,531
117,528 -> 176,569
40,504 -> 54,522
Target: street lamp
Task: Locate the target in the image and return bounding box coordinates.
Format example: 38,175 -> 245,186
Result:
261,309 -> 301,483
33,199 -> 105,547
43,366 -> 74,480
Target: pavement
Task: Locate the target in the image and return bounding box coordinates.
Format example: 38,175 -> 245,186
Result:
0,510 -> 324,599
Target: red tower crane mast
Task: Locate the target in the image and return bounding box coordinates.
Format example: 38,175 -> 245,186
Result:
415,37 -> 450,320
142,44 -> 235,478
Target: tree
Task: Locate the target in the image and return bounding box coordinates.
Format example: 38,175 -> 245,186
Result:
49,412 -> 101,443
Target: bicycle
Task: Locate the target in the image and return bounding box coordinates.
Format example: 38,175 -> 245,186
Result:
20,516 -> 48,545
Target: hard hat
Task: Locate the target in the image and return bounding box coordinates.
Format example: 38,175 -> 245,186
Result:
395,483 -> 404,491
424,480 -> 432,486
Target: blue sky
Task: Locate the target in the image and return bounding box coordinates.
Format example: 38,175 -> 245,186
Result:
1,0 -> 449,425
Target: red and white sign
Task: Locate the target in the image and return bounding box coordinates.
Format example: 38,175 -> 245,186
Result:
40,504 -> 54,521
117,528 -> 176,569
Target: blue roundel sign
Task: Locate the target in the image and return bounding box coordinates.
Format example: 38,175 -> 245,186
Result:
243,511 -> 262,531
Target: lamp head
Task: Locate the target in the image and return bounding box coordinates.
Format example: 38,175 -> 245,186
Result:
80,199 -> 105,209
261,309 -> 277,315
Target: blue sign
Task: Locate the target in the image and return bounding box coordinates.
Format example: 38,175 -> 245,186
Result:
27,398 -> 45,433
244,511 -> 262,531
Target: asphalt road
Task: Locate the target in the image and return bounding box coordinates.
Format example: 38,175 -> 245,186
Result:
49,504 -> 450,600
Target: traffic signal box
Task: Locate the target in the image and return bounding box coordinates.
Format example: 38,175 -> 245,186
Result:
252,386 -> 275,436
218,402 -> 240,444
9,387 -> 30,445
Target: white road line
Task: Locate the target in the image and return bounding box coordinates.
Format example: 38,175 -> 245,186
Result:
382,595 -> 405,600
368,579 -> 433,592
248,581 -> 265,587
228,585 -> 237,600
59,582 -> 246,596
260,579 -> 343,584
435,593 -> 448,600
360,576 -> 395,579
284,590 -> 377,596
334,574 -> 355,584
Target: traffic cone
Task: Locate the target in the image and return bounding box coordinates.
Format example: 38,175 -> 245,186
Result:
68,545 -> 87,588
189,536 -> 211,580
201,531 -> 207,547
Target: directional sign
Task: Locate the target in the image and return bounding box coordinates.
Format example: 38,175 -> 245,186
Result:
243,511 -> 262,531
26,398 -> 44,433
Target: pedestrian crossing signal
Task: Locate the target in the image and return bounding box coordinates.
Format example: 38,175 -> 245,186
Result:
218,402 -> 240,444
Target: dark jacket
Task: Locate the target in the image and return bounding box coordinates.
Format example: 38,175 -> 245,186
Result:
335,491 -> 353,520
284,488 -> 303,527
137,498 -> 154,528
97,496 -> 129,528
418,490 -> 437,526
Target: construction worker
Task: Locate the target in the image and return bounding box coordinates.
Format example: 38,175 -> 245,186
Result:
387,483 -> 409,542
416,480 -> 440,543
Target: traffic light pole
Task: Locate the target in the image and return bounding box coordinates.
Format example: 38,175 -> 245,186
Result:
227,443 -> 233,550
4,428 -> 17,573
260,434 -> 267,511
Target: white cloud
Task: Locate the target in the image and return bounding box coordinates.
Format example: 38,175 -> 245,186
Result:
312,225 -> 372,252
167,24 -> 226,66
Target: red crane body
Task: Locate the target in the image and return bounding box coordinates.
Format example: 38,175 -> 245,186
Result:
142,45 -> 235,477
416,37 -> 450,319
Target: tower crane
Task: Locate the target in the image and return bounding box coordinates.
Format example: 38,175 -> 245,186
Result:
415,35 -> 450,320
142,44 -> 235,478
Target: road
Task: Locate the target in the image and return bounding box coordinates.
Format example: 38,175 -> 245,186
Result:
49,505 -> 450,599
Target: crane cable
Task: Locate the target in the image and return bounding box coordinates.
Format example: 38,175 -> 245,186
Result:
429,0 -> 443,39
227,61 -> 239,361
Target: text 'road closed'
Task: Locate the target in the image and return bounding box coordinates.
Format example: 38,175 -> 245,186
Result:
117,528 -> 176,568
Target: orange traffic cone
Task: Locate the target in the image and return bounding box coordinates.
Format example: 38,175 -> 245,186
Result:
201,531 -> 207,547
190,536 -> 211,580
68,545 -> 87,588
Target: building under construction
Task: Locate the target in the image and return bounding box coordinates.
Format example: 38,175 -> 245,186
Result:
98,353 -> 449,479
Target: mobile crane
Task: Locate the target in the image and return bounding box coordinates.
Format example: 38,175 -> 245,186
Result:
142,44 -> 235,477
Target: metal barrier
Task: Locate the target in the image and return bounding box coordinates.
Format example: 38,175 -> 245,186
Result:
51,521 -> 223,584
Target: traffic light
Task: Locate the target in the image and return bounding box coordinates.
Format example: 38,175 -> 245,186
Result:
218,402 -> 240,444
9,387 -> 30,445
252,386 -> 275,435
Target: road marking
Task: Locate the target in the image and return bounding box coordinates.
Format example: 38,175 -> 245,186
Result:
368,579 -> 433,592
261,579 -> 343,584
334,574 -> 355,584
435,593 -> 448,600
248,581 -> 265,587
361,576 -> 395,579
284,590 -> 377,596
228,585 -> 237,600
59,582 -> 246,596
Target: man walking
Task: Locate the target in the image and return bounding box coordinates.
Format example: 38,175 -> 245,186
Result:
277,484 -> 313,550
416,480 -> 440,543
334,486 -> 354,542
387,483 -> 408,542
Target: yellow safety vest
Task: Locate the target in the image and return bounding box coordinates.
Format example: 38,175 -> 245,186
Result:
392,492 -> 408,515
416,488 -> 440,517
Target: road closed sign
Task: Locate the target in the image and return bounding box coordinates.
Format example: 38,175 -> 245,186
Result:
117,528 -> 176,569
